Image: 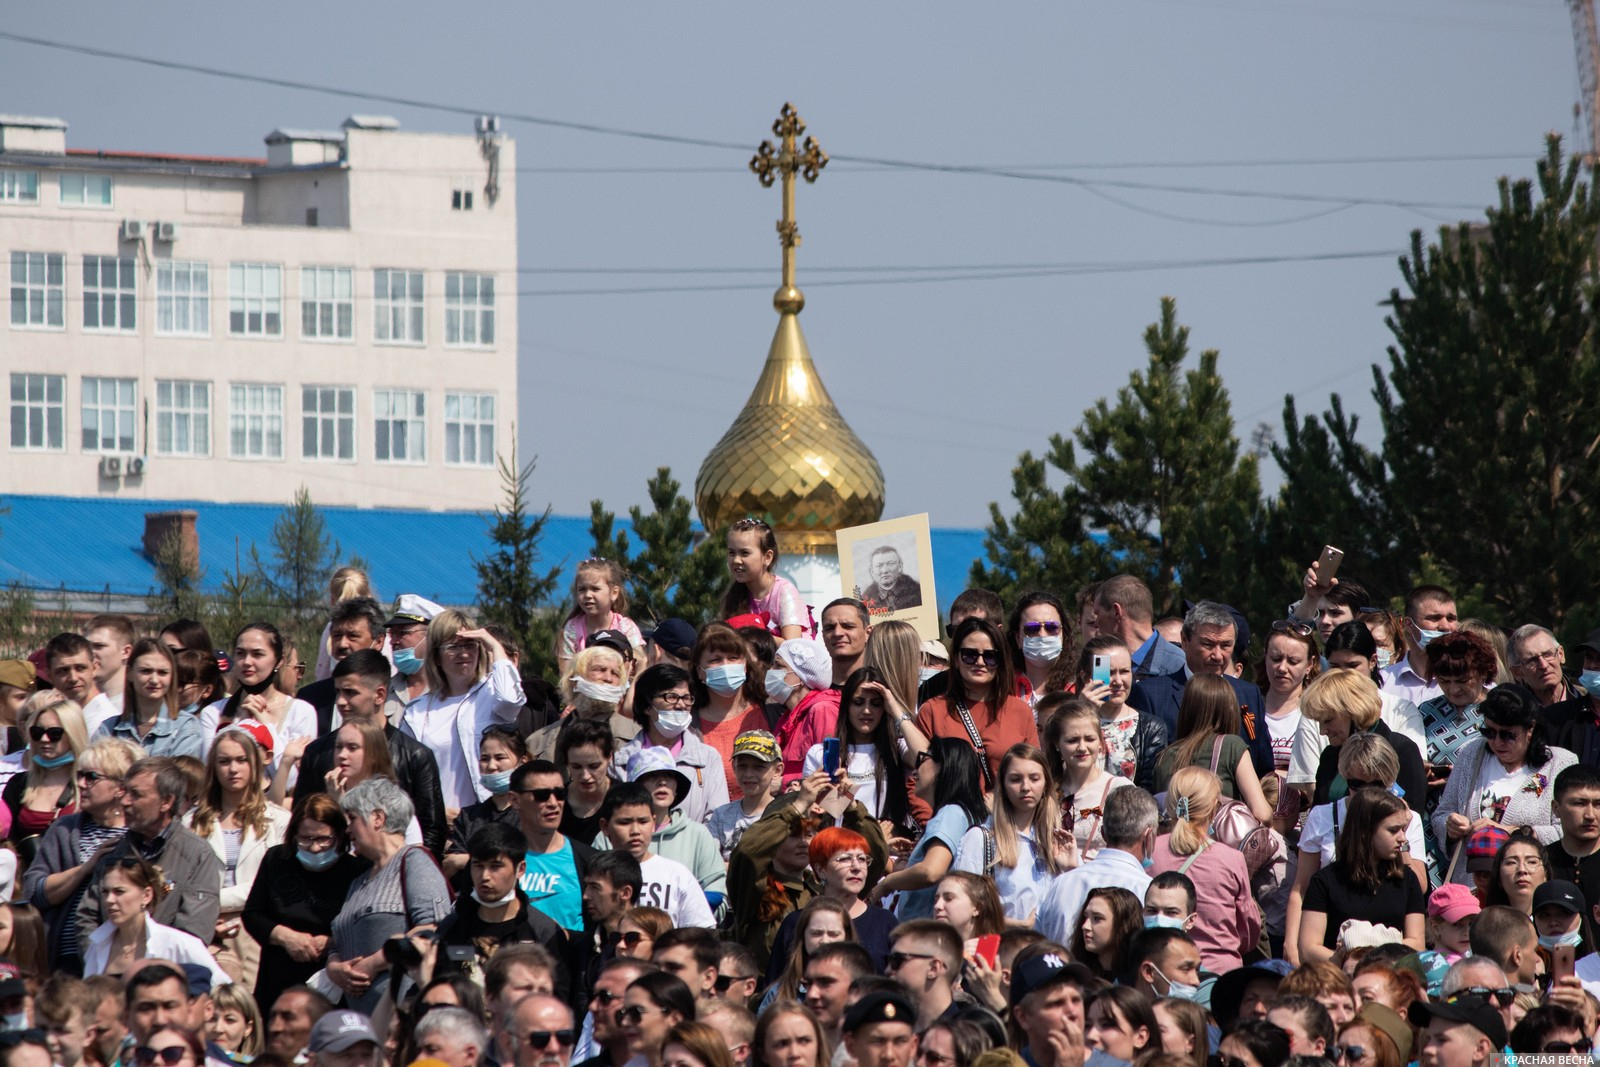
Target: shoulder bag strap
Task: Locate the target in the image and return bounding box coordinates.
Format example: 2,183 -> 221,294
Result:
1178,839 -> 1209,876
952,696 -> 994,790
1209,734 -> 1225,775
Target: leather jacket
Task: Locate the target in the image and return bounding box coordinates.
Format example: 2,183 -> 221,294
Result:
1128,712 -> 1170,794
294,724 -> 448,855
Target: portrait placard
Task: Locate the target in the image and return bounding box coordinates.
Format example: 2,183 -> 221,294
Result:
836,513 -> 939,640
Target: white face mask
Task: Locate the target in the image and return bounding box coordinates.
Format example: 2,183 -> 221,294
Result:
472,887 -> 517,908
919,667 -> 942,685
655,709 -> 693,738
1021,635 -> 1063,664
574,677 -> 627,705
765,669 -> 797,704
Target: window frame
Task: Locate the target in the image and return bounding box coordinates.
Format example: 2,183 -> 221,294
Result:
444,271 -> 495,349
9,372 -> 66,452
0,171 -> 39,204
372,268 -> 425,346
299,266 -> 355,343
227,262 -> 284,339
81,254 -> 138,333
80,376 -> 138,454
228,382 -> 286,461
443,391 -> 496,468
10,251 -> 66,331
155,379 -> 211,458
58,173 -> 113,208
156,260 -> 211,338
373,388 -> 428,465
301,384 -> 357,462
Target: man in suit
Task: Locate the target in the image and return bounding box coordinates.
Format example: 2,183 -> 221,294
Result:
1128,600 -> 1273,776
859,547 -> 922,612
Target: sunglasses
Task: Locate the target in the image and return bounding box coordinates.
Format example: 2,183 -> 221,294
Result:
1447,987 -> 1516,1007
28,726 -> 64,743
1271,619 -> 1315,638
619,930 -> 650,947
914,750 -> 935,768
518,788 -> 565,803
1546,1041 -> 1595,1055
1332,1046 -> 1368,1064
523,1030 -> 576,1049
76,770 -> 116,786
886,951 -> 936,970
714,974 -> 754,992
134,1048 -> 190,1066
619,1005 -> 670,1025
958,648 -> 1000,668
0,1032 -> 46,1051
1479,725 -> 1522,743
1021,621 -> 1062,637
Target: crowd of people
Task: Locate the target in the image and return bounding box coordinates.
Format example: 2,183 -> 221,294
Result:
0,525 -> 1598,1067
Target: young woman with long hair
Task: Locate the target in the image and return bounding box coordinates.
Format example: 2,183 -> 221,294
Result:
759,897 -> 857,1011
1258,622 -> 1320,776
1074,635 -> 1168,793
1071,886 -> 1143,980
931,871 -> 1006,949
1296,787 -> 1426,963
1007,591 -> 1070,705
172,650 -> 224,717
952,743 -> 1069,920
802,668 -> 914,830
754,1001 -> 829,1067
868,738 -> 987,920
557,718 -> 613,847
1149,767 -> 1260,974
1085,986 -> 1163,1063
321,719 -> 421,844
5,692 -> 89,856
1484,830 -> 1550,913
102,640 -> 205,760
187,723 -> 288,988
1042,695 -> 1132,857
620,972 -> 697,1067
1153,674 -> 1275,825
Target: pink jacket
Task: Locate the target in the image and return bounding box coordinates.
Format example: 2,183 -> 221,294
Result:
1150,833 -> 1261,974
775,688 -> 841,786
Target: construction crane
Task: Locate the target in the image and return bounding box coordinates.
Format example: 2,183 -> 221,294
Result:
1571,0 -> 1600,158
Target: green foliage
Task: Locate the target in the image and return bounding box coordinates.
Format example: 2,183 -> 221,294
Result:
587,468 -> 729,629
246,486 -> 344,659
474,448 -> 563,682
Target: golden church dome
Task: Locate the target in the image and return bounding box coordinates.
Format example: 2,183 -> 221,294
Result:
695,105 -> 885,550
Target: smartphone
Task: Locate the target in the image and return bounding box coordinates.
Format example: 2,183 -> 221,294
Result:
823,737 -> 841,778
1318,545 -> 1345,583
1556,942 -> 1576,980
975,934 -> 1001,968
1091,655 -> 1111,688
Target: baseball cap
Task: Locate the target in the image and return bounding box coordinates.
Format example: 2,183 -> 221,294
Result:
646,619 -> 697,658
1427,883 -> 1481,923
625,747 -> 691,808
841,990 -> 916,1034
587,629 -> 634,659
1466,825 -> 1510,873
1409,996 -> 1507,1049
733,730 -> 781,765
386,594 -> 443,628
309,1011 -> 380,1054
1008,951 -> 1095,1009
179,963 -> 215,997
1578,629 -> 1600,657
0,660 -> 36,691
1534,880 -> 1586,916
218,719 -> 274,758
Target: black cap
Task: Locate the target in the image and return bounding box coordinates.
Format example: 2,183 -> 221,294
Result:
1409,997 -> 1508,1049
1008,952 -> 1096,1009
1534,880 -> 1586,916
1578,629 -> 1600,657
646,619 -> 697,657
842,991 -> 916,1034
1209,960 -> 1292,1023
588,629 -> 633,659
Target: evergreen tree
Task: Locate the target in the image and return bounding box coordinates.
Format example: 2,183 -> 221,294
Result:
475,449 -> 563,680
587,468 -> 727,628
250,487 -> 342,655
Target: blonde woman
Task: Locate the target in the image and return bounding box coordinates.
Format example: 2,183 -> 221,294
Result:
5,691 -> 90,858
952,743 -> 1071,921
186,722 -> 288,988
207,982 -> 264,1058
1299,670 -> 1427,818
315,566 -> 376,681
863,620 -> 931,753
529,643 -> 635,764
1149,767 -> 1260,973
399,609 -> 525,816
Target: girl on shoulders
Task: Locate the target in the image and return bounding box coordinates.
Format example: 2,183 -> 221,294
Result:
557,558 -> 644,679
723,517 -> 807,639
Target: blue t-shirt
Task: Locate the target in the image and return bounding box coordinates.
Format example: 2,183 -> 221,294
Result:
521,840 -> 584,931
895,804 -> 976,921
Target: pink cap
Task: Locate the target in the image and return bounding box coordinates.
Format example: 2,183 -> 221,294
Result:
1428,882 -> 1481,924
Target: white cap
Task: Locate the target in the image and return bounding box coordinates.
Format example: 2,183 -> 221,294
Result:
386,593 -> 444,627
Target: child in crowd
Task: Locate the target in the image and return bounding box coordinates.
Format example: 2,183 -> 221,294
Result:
598,782 -> 714,928
708,731 -> 783,859
1410,882 -> 1479,996
558,559 -> 643,677
615,748 -> 727,914
721,517 -> 807,639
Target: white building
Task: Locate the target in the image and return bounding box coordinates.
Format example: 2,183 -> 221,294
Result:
1,113 -> 516,510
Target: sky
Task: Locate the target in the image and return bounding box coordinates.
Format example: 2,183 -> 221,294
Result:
0,1 -> 1579,530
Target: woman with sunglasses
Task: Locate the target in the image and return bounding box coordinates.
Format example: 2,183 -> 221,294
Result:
101,639 -> 205,760
913,618 -> 1039,796
915,1019 -> 989,1067
614,665 -> 728,824
754,1001 -> 830,1067
1007,592 -> 1069,707
242,793 -> 366,1015
4,692 -> 89,858
616,906 -> 672,960
868,739 -> 986,920
133,1025 -> 207,1067
1072,636 -> 1166,793
1433,686 -> 1576,885
83,855 -> 230,986
620,971 -> 696,1067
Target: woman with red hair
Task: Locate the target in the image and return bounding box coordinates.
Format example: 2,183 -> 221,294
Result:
765,824 -> 897,978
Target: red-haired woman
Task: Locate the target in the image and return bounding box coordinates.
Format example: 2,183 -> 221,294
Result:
765,825 -> 896,978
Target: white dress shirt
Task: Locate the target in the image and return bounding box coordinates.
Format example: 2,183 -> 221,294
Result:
1035,847 -> 1152,946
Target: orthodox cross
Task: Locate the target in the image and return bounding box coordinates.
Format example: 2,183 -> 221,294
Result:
750,103 -> 828,312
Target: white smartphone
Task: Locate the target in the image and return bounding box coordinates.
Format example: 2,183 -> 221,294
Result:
1091,655 -> 1111,687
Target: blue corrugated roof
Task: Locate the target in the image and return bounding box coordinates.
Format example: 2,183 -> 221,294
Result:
0,495 -> 986,616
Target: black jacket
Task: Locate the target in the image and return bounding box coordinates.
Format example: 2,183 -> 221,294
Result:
1128,671 -> 1274,778
1119,713 -> 1171,794
435,889 -> 575,1005
293,723 -> 447,855
296,676 -> 339,735
1313,719 -> 1428,816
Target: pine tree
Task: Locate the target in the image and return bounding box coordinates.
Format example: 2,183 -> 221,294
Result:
250,486 -> 342,655
587,468 -> 727,628
475,448 -> 563,680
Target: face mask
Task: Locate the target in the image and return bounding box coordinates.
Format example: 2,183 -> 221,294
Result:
1540,931 -> 1584,950
1413,626 -> 1446,650
297,848 -> 339,872
919,668 -> 941,685
574,678 -> 628,705
765,669 -> 797,704
0,1013 -> 26,1033
393,646 -> 424,676
1141,855 -> 1155,872
703,664 -> 746,696
472,887 -> 517,908
31,751 -> 74,769
1581,670 -> 1600,693
1375,649 -> 1394,670
1021,636 -> 1063,664
1144,914 -> 1189,930
481,769 -> 513,795
1153,966 -> 1200,1002
655,710 -> 693,738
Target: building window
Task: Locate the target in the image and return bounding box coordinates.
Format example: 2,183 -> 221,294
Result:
374,389 -> 426,463
451,188 -> 473,211
81,377 -> 137,454
156,261 -> 209,336
444,392 -> 494,467
444,272 -> 495,348
229,383 -> 284,459
9,373 -> 64,452
302,385 -> 355,461
0,172 -> 39,203
156,380 -> 210,457
82,255 -> 137,332
10,252 -> 65,329
59,173 -> 112,207
228,263 -> 283,337
373,269 -> 424,344
300,267 -> 354,341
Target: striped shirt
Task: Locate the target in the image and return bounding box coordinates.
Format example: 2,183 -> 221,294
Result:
59,818 -> 128,961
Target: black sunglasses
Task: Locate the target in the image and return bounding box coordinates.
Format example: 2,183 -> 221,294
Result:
714,974 -> 754,992
134,1048 -> 190,1066
77,770 -> 117,786
1479,725 -> 1522,743
619,930 -> 649,946
28,726 -> 64,743
1447,987 -> 1516,1007
1546,1041 -> 1594,1055
523,1030 -> 576,1049
886,951 -> 936,970
958,648 -> 1000,668
619,1005 -> 669,1025
518,787 -> 565,803
1331,1046 -> 1368,1064
0,1031 -> 47,1051
914,750 -> 935,768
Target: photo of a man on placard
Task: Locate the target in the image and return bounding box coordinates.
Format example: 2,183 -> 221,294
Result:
858,541 -> 923,611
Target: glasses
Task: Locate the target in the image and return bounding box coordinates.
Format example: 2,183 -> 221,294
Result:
28,726 -> 64,743
518,788 -> 565,803
619,1005 -> 670,1025
885,951 -> 936,970
1479,725 -> 1522,743
1021,621 -> 1063,637
76,770 -> 117,786
133,1048 -> 191,1066
294,834 -> 337,849
714,974 -> 754,992
958,648 -> 1000,668
592,989 -> 623,1006
919,1052 -> 956,1067
1332,1047 -> 1369,1064
654,692 -> 694,709
619,931 -> 650,947
1271,619 -> 1316,638
1520,649 -> 1562,669
442,643 -> 478,658
914,750 -> 935,768
1446,987 -> 1516,1007
521,1030 -> 576,1049
1546,1041 -> 1595,1055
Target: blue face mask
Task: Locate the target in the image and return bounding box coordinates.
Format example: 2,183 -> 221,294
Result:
481,769 -> 513,796
32,751 -> 74,769
1580,670 -> 1600,694
1144,914 -> 1189,930
392,646 -> 424,676
1141,855 -> 1155,872
919,668 -> 942,685
1153,965 -> 1200,1002
703,664 -> 746,696
1413,626 -> 1447,650
1540,931 -> 1583,950
297,848 -> 340,872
